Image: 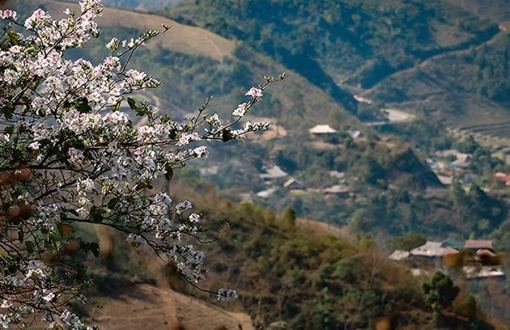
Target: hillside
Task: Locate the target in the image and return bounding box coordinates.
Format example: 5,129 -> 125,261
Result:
5,1 -> 510,326
48,0 -> 510,144
132,183 -> 506,329
27,0 -> 234,61
8,0 -> 509,250
443,0 -> 510,24
65,182 -> 503,330
156,0 -> 510,146
85,283 -> 254,330
164,0 -> 497,101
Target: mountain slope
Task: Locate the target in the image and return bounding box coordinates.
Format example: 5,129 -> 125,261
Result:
39,0 -> 235,61
164,0 -> 497,91
85,283 -> 254,330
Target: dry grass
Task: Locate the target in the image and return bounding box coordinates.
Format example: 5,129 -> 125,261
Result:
43,0 -> 234,61
296,218 -> 350,238
85,282 -> 254,330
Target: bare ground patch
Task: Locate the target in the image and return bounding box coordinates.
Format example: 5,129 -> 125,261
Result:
85,282 -> 254,330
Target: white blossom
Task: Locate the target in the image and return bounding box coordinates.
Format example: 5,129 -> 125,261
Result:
0,1 -> 278,327
245,87 -> 263,100
217,288 -> 238,301
233,103 -> 248,117
0,300 -> 13,309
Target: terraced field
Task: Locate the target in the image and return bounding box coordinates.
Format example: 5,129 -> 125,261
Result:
450,125 -> 510,156
458,120 -> 510,139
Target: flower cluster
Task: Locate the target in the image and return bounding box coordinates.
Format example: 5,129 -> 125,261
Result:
0,0 -> 283,328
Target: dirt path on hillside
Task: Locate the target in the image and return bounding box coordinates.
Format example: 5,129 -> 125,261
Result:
86,280 -> 255,330
86,253 -> 254,330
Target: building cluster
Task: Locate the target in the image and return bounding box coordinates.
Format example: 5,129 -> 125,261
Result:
426,149 -> 474,187
255,165 -> 352,199
389,239 -> 505,280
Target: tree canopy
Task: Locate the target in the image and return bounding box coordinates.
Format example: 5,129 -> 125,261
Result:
0,1 -> 282,328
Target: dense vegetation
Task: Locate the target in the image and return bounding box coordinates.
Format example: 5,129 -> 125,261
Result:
82,182 -> 500,329
9,0 -> 510,326
165,0 -> 497,109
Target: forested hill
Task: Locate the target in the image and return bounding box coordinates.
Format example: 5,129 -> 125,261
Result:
164,0 -> 497,96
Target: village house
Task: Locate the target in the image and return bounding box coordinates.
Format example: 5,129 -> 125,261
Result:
434,149 -> 472,169
309,124 -> 337,136
436,175 -> 453,186
389,238 -> 505,280
353,95 -> 372,104
283,178 -> 306,191
441,238 -> 464,250
256,187 -> 278,199
463,265 -> 506,280
494,172 -> 510,187
450,153 -> 472,169
328,170 -> 346,181
259,165 -> 288,182
309,125 -> 338,142
409,241 -> 459,260
199,165 -> 219,176
388,250 -> 409,261
463,240 -> 495,253
348,130 -> 363,139
323,185 -> 350,197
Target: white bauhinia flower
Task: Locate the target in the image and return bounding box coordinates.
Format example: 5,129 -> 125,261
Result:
0,0 -> 283,327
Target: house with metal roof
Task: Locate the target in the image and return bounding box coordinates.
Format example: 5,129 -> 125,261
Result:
259,165 -> 288,181
309,124 -> 337,135
409,241 -> 459,258
283,178 -> 306,190
464,240 -> 495,252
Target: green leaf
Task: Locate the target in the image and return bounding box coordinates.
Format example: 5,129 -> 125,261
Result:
127,97 -> 137,110
91,207 -> 104,224
108,198 -> 120,210
92,213 -> 103,224
74,97 -> 92,113
12,148 -> 24,162
165,165 -> 174,181
25,241 -> 35,253
4,125 -> 15,135
8,264 -> 18,275
222,129 -> 235,142
110,100 -> 121,112
89,242 -> 100,257
2,105 -> 13,120
48,233 -> 61,249
18,228 -> 24,242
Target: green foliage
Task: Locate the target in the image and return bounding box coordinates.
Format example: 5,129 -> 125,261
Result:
46,0 -> 509,248
164,183 -> 469,329
390,233 -> 427,251
438,33 -> 510,107
280,207 -> 296,229
422,271 -> 460,312
165,0 -> 496,111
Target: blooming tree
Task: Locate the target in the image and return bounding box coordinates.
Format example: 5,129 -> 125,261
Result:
0,1 -> 283,328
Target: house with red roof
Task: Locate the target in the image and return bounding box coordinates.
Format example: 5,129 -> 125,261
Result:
463,240 -> 495,253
